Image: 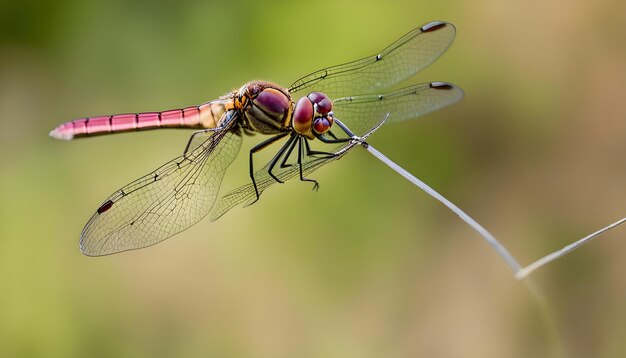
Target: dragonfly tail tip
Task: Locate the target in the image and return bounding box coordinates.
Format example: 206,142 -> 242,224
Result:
49,128 -> 74,141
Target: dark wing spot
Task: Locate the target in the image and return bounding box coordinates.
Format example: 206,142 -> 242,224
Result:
97,200 -> 114,214
421,21 -> 447,33
430,82 -> 454,90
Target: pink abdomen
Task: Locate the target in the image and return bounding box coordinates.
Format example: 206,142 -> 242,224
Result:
49,100 -> 231,140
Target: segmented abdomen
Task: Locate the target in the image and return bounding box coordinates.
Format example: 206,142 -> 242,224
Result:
49,99 -> 232,140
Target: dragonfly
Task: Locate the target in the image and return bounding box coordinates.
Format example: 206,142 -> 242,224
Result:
50,20 -> 464,256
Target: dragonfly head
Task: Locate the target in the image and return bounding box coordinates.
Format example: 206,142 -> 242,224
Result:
238,81 -> 293,134
292,91 -> 334,140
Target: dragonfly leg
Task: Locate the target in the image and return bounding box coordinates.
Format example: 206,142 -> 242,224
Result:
315,118 -> 357,144
303,137 -> 336,158
267,133 -> 298,183
327,130 -> 339,140
316,132 -> 350,144
278,133 -> 300,169
333,118 -> 358,138
249,131 -> 291,201
297,137 -> 319,191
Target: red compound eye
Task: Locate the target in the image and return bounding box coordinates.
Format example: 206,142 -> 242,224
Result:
312,117 -> 332,134
292,96 -> 314,135
307,92 -> 333,115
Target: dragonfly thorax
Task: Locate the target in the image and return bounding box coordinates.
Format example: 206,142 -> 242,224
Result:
237,81 -> 293,135
292,92 -> 334,140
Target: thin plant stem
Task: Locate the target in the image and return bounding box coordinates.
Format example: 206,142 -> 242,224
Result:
356,139 -> 625,279
361,142 -> 522,273
515,217 -> 626,280
341,114 -> 625,279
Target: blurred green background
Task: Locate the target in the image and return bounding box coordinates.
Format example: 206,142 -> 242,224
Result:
1,0 -> 625,357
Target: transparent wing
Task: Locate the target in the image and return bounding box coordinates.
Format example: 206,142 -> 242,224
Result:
80,114 -> 242,256
332,81 -> 464,136
209,142 -> 340,222
288,21 -> 455,99
209,82 -> 463,220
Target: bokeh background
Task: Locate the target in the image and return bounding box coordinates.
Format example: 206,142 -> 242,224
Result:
1,0 -> 625,357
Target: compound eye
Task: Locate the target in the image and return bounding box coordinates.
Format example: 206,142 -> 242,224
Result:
292,97 -> 314,135
307,92 -> 333,115
312,117 -> 332,134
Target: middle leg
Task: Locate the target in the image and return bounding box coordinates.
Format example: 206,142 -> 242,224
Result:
249,131 -> 291,201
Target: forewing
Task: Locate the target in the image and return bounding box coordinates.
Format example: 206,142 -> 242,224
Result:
80,118 -> 242,256
288,21 -> 456,99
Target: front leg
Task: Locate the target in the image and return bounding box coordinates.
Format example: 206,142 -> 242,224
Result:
316,130 -> 351,144
314,118 -> 357,144
303,137 -> 337,159
297,137 -> 319,191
